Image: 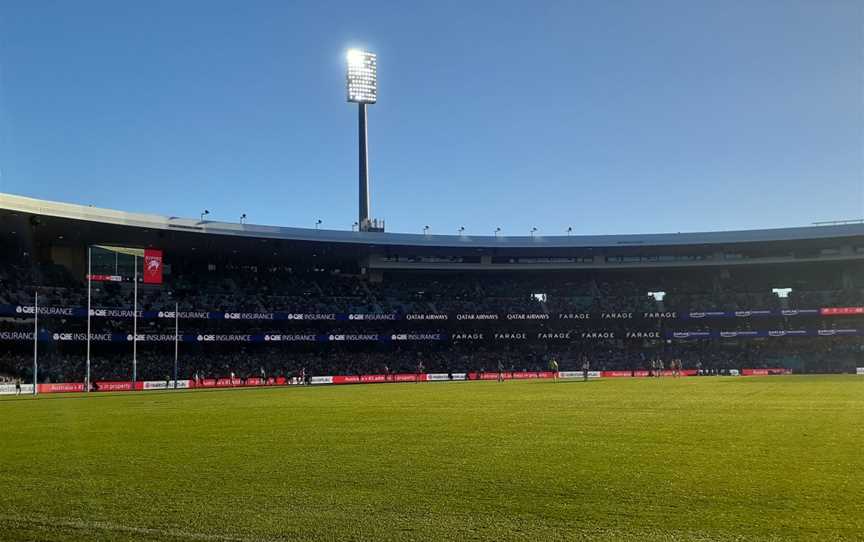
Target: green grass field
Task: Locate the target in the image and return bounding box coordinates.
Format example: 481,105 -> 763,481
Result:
1,376 -> 863,541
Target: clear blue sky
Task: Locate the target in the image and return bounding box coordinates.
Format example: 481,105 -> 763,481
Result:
0,1 -> 861,235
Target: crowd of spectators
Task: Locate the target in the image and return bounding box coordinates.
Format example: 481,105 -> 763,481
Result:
4,261 -> 864,316
2,260 -> 863,383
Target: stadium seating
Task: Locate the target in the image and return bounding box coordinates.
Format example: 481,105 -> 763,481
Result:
2,259 -> 863,382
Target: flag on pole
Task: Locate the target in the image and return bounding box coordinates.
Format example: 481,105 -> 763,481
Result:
143,249 -> 163,284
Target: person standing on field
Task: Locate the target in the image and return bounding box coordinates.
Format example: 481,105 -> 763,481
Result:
582,356 -> 590,382
497,360 -> 505,383
549,358 -> 559,382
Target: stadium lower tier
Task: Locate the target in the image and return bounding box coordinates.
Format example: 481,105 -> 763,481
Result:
1,367 -> 801,395
0,334 -> 860,383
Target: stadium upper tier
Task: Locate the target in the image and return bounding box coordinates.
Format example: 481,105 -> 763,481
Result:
3,192 -> 864,270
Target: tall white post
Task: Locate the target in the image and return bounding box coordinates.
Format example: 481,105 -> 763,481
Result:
174,302 -> 179,389
133,255 -> 138,384
86,246 -> 92,392
33,290 -> 38,395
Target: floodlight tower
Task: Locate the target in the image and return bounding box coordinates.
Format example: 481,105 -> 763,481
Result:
346,49 -> 379,232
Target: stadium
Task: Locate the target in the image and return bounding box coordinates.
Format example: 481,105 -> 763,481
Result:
1,192 -> 864,540
3,191 -> 864,388
1,4 -> 863,540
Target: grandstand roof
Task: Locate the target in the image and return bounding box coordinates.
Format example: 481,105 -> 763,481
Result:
3,192 -> 863,250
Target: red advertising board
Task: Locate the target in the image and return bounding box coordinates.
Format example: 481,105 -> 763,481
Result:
38,382 -> 85,393
468,371 -> 555,381
94,381 -> 136,392
820,307 -> 864,316
28,367 -> 797,395
741,368 -> 791,376
602,371 -> 635,378
87,274 -> 123,282
190,377 -> 284,388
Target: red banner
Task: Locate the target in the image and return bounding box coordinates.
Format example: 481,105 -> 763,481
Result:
37,382 -> 85,393
189,377 -> 285,389
468,371 -> 555,381
820,307 -> 864,316
331,374 -> 426,384
29,368 -> 798,395
602,371 -> 637,378
87,274 -> 123,282
741,368 -> 791,376
143,249 -> 163,284
94,381 -> 136,392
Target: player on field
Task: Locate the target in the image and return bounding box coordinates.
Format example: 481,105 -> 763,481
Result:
497,360 -> 505,383
656,358 -> 664,377
416,361 -> 424,382
582,356 -> 590,381
15,377 -> 22,395
549,358 -> 559,382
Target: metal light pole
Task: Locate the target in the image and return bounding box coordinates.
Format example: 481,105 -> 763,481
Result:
346,49 -> 377,231
358,103 -> 370,226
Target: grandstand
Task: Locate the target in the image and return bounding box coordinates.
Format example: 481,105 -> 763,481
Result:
2,192 -> 863,390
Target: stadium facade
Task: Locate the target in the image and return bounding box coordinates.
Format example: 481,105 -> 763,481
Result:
4,192 -> 864,272
1,192 -> 863,392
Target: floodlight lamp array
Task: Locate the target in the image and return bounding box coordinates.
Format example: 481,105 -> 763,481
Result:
346,49 -> 377,104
